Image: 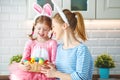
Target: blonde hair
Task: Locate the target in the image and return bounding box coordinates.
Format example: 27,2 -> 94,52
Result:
29,15 -> 52,40
53,9 -> 87,41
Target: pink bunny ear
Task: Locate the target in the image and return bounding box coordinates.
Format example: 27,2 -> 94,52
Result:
43,3 -> 52,17
33,3 -> 43,14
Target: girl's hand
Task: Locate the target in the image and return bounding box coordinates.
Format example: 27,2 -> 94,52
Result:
19,63 -> 31,71
40,62 -> 56,78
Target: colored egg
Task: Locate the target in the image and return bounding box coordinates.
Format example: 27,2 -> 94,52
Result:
35,57 -> 39,62
24,61 -> 29,64
31,58 -> 35,63
25,57 -> 31,61
44,60 -> 48,64
39,58 -> 44,65
23,60 -> 28,62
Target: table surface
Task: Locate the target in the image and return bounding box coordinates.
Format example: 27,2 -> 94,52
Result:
98,78 -> 120,80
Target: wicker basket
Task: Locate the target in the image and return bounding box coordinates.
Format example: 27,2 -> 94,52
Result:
24,62 -> 42,72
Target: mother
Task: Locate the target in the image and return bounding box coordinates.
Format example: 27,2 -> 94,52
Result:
41,9 -> 93,80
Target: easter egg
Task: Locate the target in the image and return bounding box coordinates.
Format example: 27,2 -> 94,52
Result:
31,58 -> 35,63
25,57 -> 31,61
39,58 -> 44,65
35,57 -> 39,62
23,60 -> 28,63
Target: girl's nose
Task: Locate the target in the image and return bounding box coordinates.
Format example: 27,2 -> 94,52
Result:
39,29 -> 43,33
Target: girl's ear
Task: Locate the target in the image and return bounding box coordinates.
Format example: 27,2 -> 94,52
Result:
62,23 -> 69,30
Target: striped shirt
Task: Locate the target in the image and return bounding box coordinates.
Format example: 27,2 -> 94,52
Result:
55,43 -> 93,80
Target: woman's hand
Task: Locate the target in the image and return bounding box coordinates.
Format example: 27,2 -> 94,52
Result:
41,62 -> 71,80
40,62 -> 57,78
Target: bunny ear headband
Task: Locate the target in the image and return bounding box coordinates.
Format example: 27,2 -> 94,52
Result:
33,3 -> 52,20
51,0 -> 69,26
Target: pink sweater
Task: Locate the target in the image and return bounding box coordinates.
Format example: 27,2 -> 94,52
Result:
22,39 -> 57,64
9,39 -> 57,80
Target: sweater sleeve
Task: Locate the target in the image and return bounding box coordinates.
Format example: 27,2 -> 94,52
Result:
50,40 -> 57,64
71,45 -> 93,80
21,40 -> 32,61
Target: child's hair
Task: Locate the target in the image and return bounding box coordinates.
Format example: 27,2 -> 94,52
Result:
53,9 -> 87,41
29,15 -> 52,40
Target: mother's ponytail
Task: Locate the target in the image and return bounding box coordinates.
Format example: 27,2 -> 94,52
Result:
74,12 -> 87,41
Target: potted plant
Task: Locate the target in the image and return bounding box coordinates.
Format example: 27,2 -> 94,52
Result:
94,53 -> 115,79
10,54 -> 22,64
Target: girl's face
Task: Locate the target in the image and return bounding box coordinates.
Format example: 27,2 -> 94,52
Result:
34,23 -> 51,39
52,19 -> 63,40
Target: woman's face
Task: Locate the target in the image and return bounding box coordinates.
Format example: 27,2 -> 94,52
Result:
52,19 -> 63,40
34,23 -> 51,39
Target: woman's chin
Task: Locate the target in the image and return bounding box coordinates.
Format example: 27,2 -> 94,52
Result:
52,35 -> 61,40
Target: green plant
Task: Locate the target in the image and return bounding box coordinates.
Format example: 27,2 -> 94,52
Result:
10,54 -> 22,64
94,53 -> 115,68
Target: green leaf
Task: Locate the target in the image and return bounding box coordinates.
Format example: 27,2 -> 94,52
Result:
10,54 -> 22,64
94,53 -> 115,68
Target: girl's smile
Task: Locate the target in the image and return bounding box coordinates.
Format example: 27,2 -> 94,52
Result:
35,23 -> 51,39
38,33 -> 44,37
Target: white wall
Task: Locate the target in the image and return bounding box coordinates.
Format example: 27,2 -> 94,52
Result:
0,0 -> 120,75
85,20 -> 120,74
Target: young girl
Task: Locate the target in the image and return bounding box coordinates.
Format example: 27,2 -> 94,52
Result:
9,3 -> 57,80
41,1 -> 93,79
